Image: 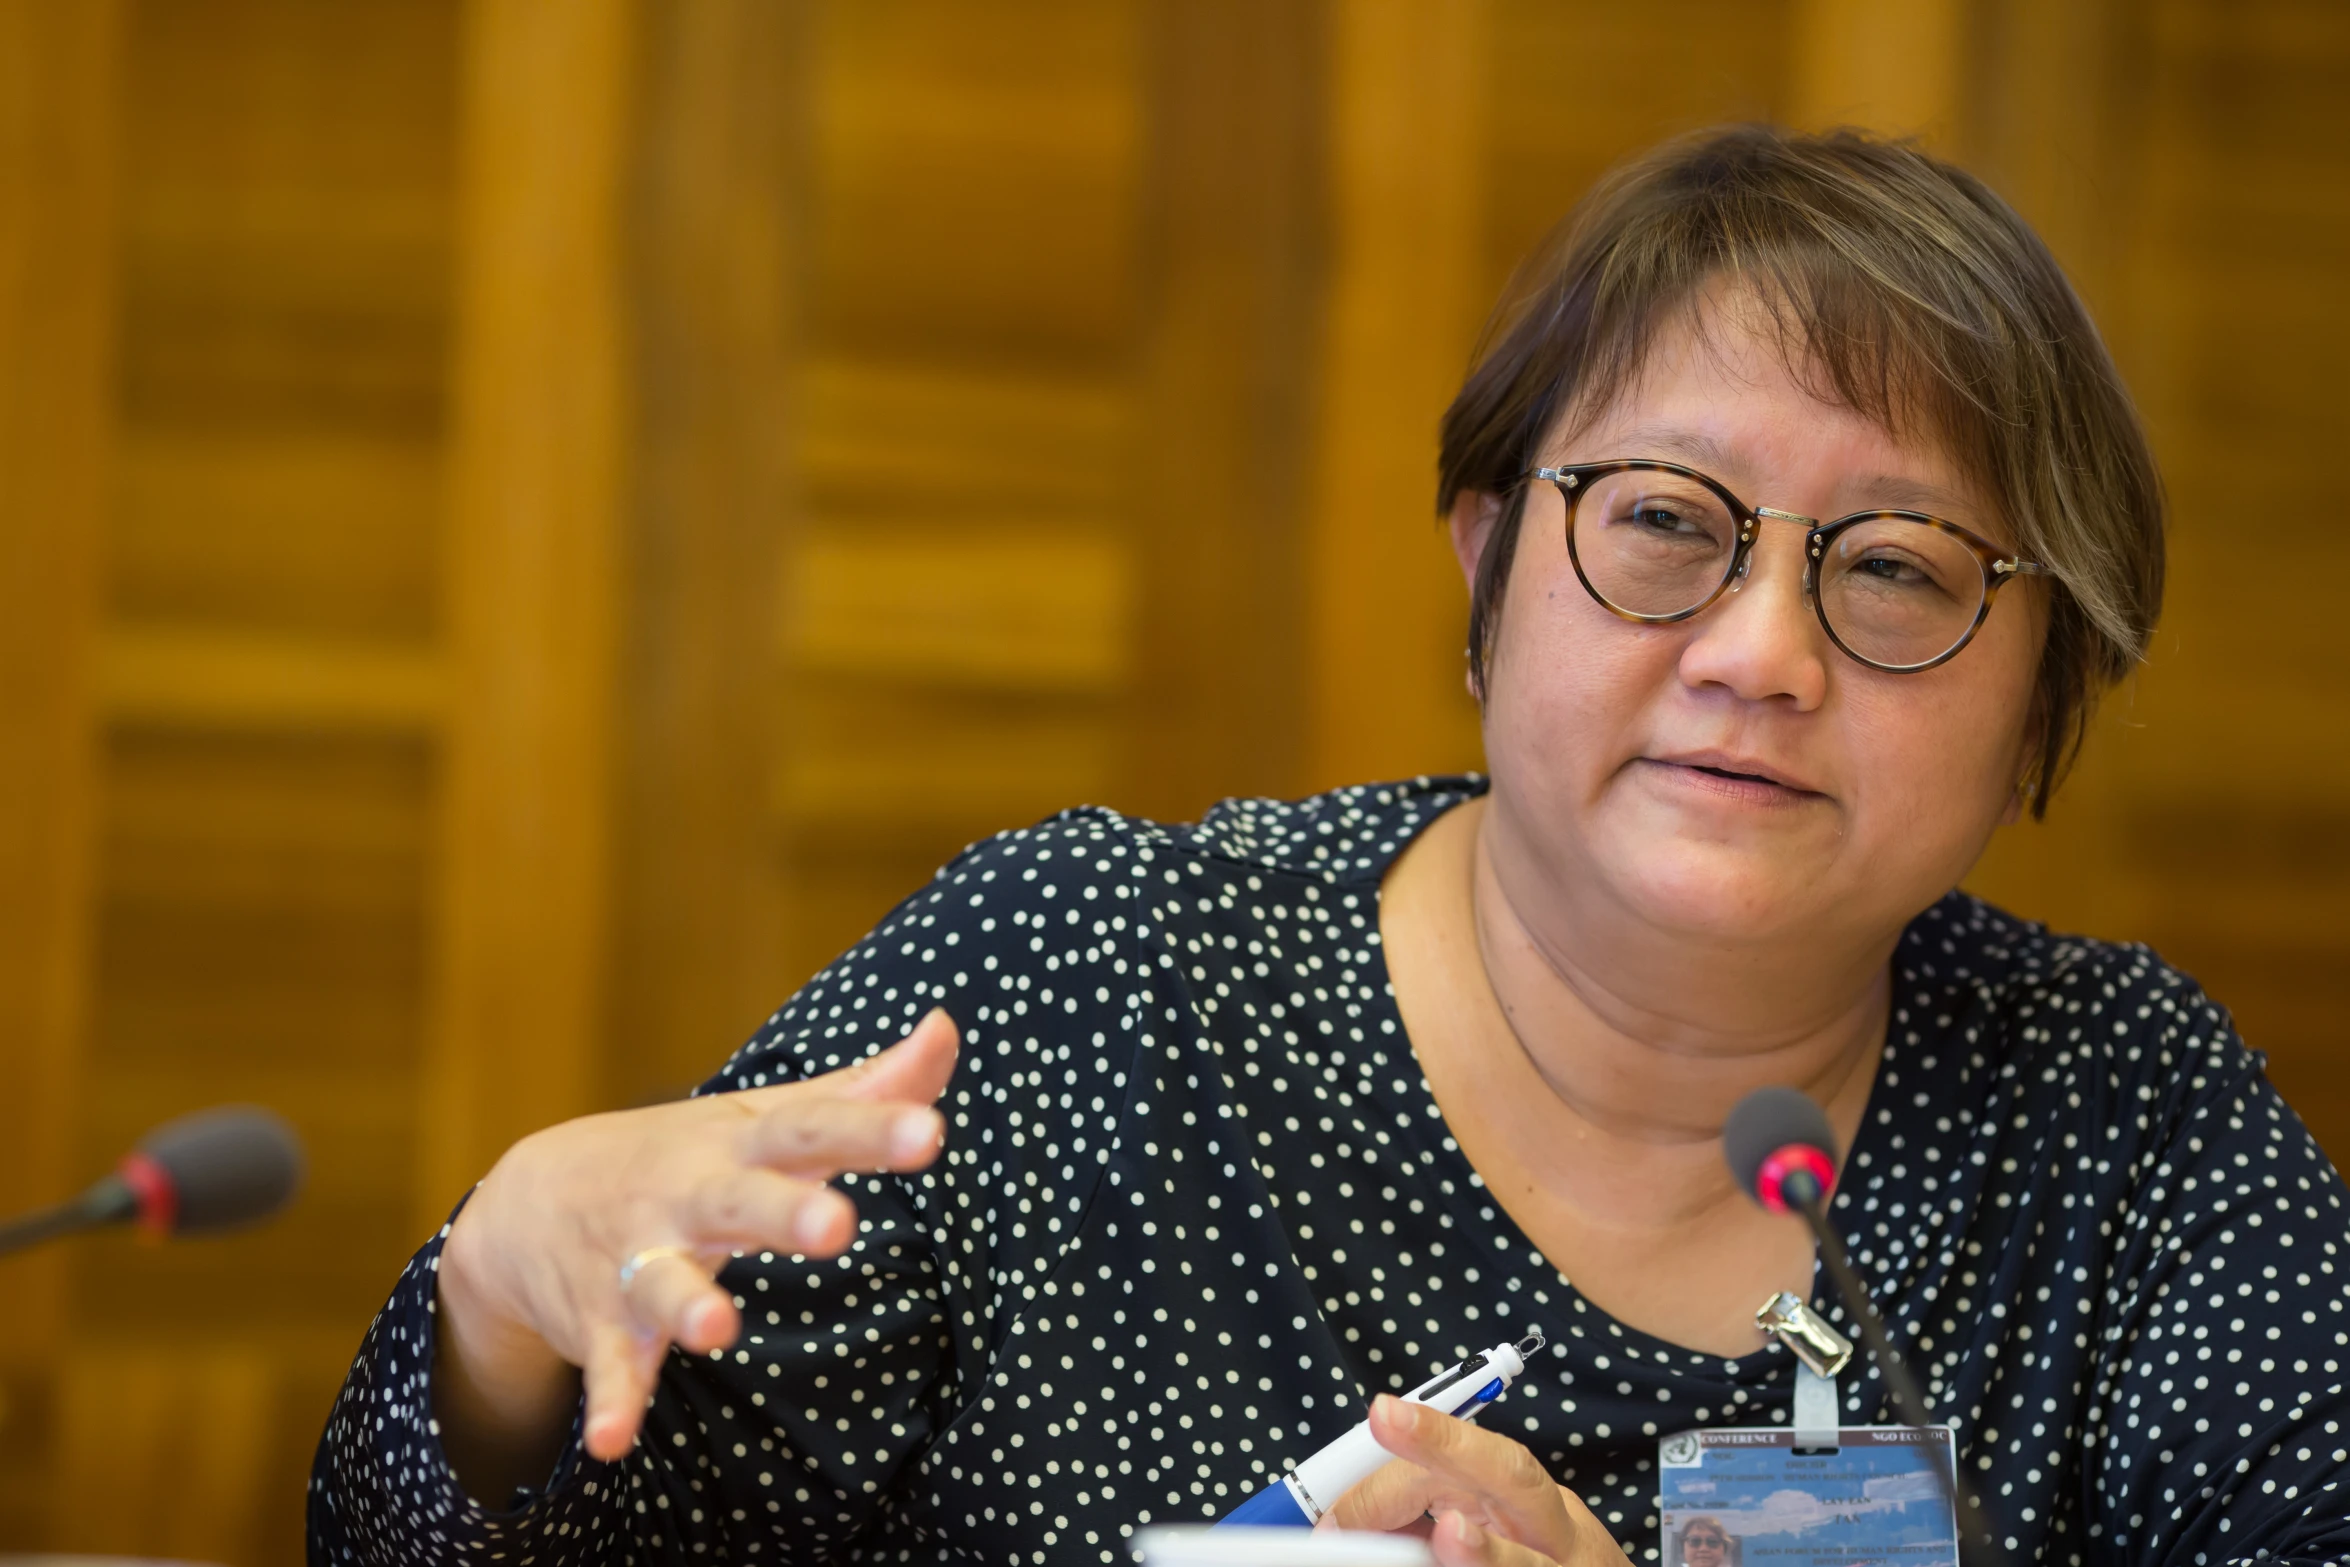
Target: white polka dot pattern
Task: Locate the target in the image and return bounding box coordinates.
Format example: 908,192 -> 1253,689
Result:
309,777 -> 2350,1564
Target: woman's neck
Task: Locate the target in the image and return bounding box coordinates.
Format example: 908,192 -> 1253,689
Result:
1385,794 -> 1890,1240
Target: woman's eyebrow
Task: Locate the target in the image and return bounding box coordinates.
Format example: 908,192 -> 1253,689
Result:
1590,426 -> 1975,519
1606,424 -> 1742,473
1844,472 -> 1972,517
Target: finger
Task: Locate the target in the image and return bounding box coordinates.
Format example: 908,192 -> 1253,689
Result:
621,1248 -> 739,1355
827,1008 -> 960,1105
1324,1455 -> 1445,1535
1431,1509 -> 1555,1567
716,1009 -> 957,1135
1366,1397 -> 1575,1553
688,1166 -> 859,1256
581,1317 -> 666,1461
737,1095 -> 944,1180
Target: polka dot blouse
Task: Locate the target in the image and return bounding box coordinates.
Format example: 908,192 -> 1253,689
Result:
309,777 -> 2350,1564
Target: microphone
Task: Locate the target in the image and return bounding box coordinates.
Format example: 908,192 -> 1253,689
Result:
0,1105 -> 305,1258
1723,1087 -> 2004,1565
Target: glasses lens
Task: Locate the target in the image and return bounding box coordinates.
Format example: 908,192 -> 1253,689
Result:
1566,469 -> 1740,618
1817,516 -> 1988,668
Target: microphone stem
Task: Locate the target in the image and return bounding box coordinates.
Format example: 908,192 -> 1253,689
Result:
1794,1192 -> 2006,1567
0,1176 -> 138,1259
0,1202 -> 94,1258
1795,1195 -> 1938,1429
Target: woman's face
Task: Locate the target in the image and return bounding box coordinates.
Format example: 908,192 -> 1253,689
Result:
1680,1523 -> 1729,1566
1467,295 -> 2045,954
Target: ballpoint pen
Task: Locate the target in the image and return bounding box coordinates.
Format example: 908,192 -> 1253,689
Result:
1219,1331 -> 1547,1529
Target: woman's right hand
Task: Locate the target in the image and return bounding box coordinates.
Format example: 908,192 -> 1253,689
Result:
431,1008 -> 958,1495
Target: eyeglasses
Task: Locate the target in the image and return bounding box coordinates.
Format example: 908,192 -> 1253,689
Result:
1682,1535 -> 1728,1551
1524,459 -> 2052,673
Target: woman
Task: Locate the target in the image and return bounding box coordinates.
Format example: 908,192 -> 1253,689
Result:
311,127 -> 2350,1565
1673,1519 -> 1730,1567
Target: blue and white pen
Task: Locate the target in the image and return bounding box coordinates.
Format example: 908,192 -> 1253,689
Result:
1219,1330 -> 1547,1529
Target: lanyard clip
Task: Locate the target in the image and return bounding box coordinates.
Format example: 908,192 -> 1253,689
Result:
1755,1290 -> 1853,1377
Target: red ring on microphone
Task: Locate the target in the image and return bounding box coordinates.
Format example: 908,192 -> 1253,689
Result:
1754,1144 -> 1835,1214
117,1151 -> 178,1239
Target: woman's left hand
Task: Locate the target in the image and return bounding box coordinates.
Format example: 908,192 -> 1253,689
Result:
1320,1394 -> 1633,1567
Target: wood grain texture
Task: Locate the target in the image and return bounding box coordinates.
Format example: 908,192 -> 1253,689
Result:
99,626 -> 444,731
419,0 -> 634,1214
805,0 -> 1143,368
1305,0 -> 1489,791
31,3 -> 462,1552
609,0 -> 798,1103
2146,0 -> 2350,1139
1123,0 -> 1322,822
1968,0 -> 2350,1159
0,0 -> 117,1395
113,0 -> 455,443
53,1344 -> 273,1563
82,729 -> 428,1340
774,0 -> 1149,980
1482,0 -> 1787,303
1788,0 -> 1970,143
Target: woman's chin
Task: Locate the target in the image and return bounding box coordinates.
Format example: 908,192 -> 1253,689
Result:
1592,835 -> 1843,944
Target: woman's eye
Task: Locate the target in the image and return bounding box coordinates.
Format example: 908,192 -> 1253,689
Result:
1854,551 -> 1931,585
1628,505 -> 1697,533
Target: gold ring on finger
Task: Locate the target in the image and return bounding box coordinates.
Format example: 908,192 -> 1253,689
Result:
618,1245 -> 693,1293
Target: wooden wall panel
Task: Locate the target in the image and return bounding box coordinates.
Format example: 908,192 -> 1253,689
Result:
1304,0 -> 1490,791
114,1 -> 452,442
31,0 -> 462,1554
54,1343 -> 274,1565
807,0 -> 1142,367
419,0 -> 633,1213
0,0 -> 117,1547
1787,0 -> 1969,142
754,0 -> 1339,990
1964,0 -> 2350,1158
2089,0 -> 2350,1147
1124,0 -> 1322,822
608,0 -> 800,1104
772,0 -> 1148,981
81,730 -> 426,1333
1483,0 -> 1788,297
114,435 -> 442,642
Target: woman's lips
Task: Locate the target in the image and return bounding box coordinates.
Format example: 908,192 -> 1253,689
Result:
1636,755 -> 1825,808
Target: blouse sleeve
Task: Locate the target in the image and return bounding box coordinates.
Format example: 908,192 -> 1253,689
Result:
309,808 -> 1151,1563
2089,983 -> 2350,1565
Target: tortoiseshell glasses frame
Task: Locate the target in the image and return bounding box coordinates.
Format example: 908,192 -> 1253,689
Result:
1526,458 -> 2054,674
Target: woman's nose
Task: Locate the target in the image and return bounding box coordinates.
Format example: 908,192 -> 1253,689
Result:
1673,528 -> 1831,709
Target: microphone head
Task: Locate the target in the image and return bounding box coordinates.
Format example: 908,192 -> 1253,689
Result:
121,1106 -> 306,1237
1722,1087 -> 1839,1214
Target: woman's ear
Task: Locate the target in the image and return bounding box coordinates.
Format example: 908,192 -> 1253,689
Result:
1998,778 -> 2029,827
1448,489 -> 1502,590
2001,688 -> 2051,826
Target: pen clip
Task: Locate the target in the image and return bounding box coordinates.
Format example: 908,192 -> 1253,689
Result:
1404,1358 -> 1475,1402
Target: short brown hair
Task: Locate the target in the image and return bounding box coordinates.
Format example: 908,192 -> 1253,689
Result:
1438,125 -> 2163,815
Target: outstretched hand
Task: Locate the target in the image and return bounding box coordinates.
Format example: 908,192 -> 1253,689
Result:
431,1008 -> 959,1496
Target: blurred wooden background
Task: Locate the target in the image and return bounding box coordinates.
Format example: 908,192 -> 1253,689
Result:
0,0 -> 2341,1560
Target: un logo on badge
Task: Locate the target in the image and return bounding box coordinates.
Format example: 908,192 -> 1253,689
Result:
1661,1432 -> 1701,1466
